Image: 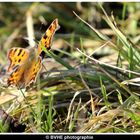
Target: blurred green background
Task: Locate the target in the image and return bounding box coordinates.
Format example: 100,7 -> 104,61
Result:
0,2 -> 140,65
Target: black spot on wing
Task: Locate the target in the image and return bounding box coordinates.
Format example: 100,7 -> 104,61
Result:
43,34 -> 48,39
21,52 -> 25,57
48,25 -> 52,30
17,49 -> 23,56
18,59 -> 21,63
10,75 -> 13,78
7,79 -> 14,85
14,68 -> 18,73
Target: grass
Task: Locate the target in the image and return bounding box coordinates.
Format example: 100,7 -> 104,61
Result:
0,2 -> 140,133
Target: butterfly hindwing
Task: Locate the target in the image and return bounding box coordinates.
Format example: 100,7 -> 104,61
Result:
7,64 -> 25,87
7,48 -> 29,72
24,56 -> 42,87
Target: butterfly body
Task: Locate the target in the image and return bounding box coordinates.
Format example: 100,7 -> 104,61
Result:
7,19 -> 60,88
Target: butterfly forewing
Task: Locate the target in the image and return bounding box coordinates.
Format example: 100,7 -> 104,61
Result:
37,18 -> 60,56
7,48 -> 29,73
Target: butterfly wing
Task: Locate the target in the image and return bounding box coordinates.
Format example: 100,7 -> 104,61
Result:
7,48 -> 29,72
7,48 -> 41,88
37,18 -> 60,56
24,56 -> 42,87
7,64 -> 25,87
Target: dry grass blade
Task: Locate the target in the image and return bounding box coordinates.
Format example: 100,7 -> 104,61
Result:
26,11 -> 35,47
78,109 -> 123,132
77,48 -> 140,76
122,77 -> 140,87
78,68 -> 95,116
66,91 -> 81,123
26,3 -> 38,47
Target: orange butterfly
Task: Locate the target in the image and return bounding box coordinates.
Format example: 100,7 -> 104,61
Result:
7,19 -> 60,88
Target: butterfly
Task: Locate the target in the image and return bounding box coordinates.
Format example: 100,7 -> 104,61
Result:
7,18 -> 60,88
